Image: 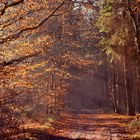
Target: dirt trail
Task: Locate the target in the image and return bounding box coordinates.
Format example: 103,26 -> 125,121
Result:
49,112 -> 134,140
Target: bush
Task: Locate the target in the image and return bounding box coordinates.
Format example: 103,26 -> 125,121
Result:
130,120 -> 140,131
130,114 -> 140,131
129,114 -> 140,139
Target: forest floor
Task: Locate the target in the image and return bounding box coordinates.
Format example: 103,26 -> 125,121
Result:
50,111 -> 134,140
20,110 -> 134,140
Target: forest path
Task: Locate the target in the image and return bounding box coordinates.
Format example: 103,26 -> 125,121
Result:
49,112 -> 134,140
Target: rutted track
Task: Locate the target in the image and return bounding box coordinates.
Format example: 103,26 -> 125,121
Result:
49,112 -> 134,140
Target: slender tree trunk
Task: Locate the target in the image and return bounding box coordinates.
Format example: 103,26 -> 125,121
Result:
104,55 -> 109,105
123,47 -> 135,115
127,0 -> 140,113
112,63 -> 119,113
116,65 -> 122,113
137,56 -> 140,113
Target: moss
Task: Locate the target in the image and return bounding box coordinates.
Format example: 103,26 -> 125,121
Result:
47,116 -> 55,123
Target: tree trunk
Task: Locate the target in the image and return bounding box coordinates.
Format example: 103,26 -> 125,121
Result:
124,50 -> 135,115
111,63 -> 119,113
137,56 -> 140,113
127,0 -> 140,51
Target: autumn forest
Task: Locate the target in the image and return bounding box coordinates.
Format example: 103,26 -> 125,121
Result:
0,0 -> 140,140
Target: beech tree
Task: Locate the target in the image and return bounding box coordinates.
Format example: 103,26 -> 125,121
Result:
0,0 -> 71,138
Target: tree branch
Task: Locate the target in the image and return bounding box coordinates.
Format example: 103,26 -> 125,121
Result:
0,51 -> 41,67
0,0 -> 24,15
0,0 -> 66,44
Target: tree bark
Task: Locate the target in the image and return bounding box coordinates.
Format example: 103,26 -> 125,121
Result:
123,48 -> 135,115
137,56 -> 140,113
127,0 -> 140,113
111,63 -> 119,113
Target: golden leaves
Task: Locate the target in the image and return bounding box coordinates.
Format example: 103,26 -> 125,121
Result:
30,61 -> 48,70
12,80 -> 33,88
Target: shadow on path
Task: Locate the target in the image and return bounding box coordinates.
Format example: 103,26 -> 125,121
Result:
2,128 -> 86,140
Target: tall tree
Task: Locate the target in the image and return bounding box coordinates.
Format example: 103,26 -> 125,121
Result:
97,0 -> 137,115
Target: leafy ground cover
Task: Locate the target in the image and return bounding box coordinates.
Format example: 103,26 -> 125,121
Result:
18,111 -> 134,140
